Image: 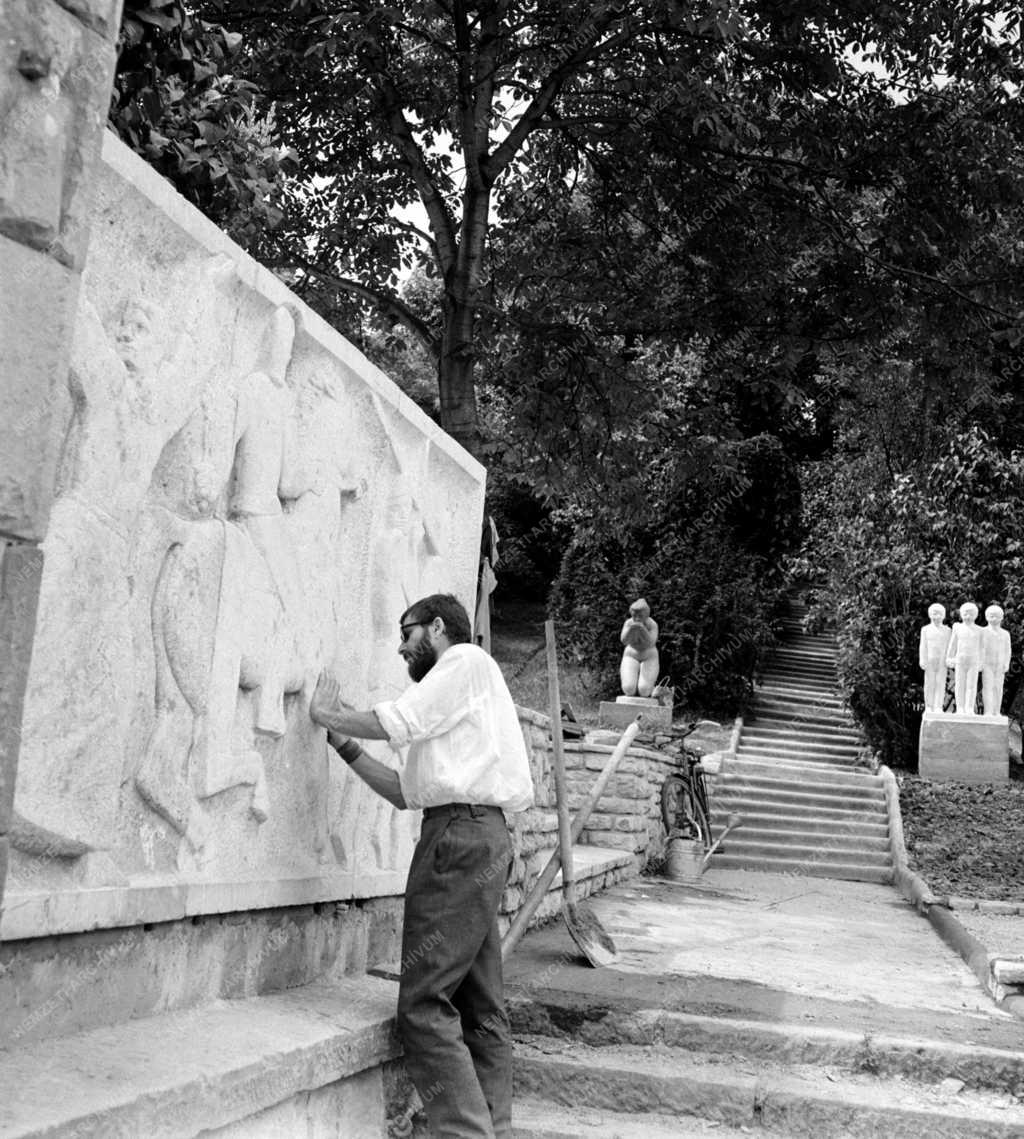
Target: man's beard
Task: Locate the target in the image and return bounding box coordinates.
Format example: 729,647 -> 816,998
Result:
406,639 -> 438,682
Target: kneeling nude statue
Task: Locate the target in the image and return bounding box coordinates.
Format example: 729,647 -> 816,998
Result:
620,598 -> 659,698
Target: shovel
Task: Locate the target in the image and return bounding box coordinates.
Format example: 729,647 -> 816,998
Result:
545,619 -> 618,967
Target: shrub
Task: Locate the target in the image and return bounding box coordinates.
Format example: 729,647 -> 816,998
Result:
808,426 -> 1024,767
550,435 -> 798,715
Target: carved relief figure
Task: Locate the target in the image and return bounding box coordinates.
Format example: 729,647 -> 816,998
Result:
919,603 -> 951,712
946,602 -> 983,715
981,604 -> 1012,717
620,598 -> 660,697
10,297 -> 204,866
334,485 -> 443,871
135,307 -> 313,850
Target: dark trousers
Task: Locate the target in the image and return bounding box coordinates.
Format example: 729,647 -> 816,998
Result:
397,803 -> 513,1137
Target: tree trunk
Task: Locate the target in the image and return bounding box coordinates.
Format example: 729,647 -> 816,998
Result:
438,291 -> 483,459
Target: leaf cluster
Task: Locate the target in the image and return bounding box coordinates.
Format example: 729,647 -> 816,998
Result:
806,424 -> 1024,767
111,0 -> 297,247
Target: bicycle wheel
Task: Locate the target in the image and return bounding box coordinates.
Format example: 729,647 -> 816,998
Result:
660,774 -> 712,850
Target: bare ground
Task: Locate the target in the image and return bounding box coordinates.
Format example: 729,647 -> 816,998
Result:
897,771 -> 1024,903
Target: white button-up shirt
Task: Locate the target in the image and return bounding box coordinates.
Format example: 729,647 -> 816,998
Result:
373,643 -> 535,812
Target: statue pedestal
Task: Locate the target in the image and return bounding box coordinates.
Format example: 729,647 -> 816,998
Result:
918,711 -> 1010,783
598,695 -> 672,731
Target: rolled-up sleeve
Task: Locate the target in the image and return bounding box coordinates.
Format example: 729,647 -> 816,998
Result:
372,650 -> 470,747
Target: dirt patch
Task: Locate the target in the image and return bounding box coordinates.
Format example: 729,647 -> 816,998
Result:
897,772 -> 1024,902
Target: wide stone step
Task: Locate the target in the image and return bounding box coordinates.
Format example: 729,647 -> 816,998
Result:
745,720 -> 862,742
720,826 -> 891,854
0,977 -> 401,1139
725,756 -> 881,788
750,706 -> 858,732
764,650 -> 837,667
710,793 -> 883,822
738,742 -> 864,765
709,853 -> 893,884
755,684 -> 845,706
514,1037 -> 1023,1137
775,638 -> 837,653
716,836 -> 893,866
753,693 -> 850,715
735,747 -> 866,770
773,648 -> 838,662
716,773 -> 885,803
513,1098 -> 763,1138
758,673 -> 839,692
710,808 -> 889,838
739,732 -> 863,756
510,1003 -> 1024,1096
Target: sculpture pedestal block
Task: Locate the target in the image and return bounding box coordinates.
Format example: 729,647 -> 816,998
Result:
598,695 -> 671,731
918,711 -> 1010,784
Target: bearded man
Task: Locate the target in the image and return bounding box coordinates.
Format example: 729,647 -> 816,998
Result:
309,593 -> 534,1137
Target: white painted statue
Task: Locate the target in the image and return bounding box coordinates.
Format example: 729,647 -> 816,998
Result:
919,604 -> 951,712
946,602 -> 983,715
620,598 -> 660,698
981,604 -> 1012,717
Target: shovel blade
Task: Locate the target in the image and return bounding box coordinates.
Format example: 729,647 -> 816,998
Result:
563,898 -> 619,967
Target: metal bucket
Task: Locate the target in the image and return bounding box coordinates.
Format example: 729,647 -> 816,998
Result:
665,836 -> 704,880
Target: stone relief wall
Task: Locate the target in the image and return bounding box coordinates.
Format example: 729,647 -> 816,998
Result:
2,133 -> 485,940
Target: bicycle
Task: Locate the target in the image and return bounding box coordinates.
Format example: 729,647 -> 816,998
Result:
659,722 -> 712,852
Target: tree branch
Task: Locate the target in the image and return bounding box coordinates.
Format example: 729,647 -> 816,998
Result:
284,259 -> 440,359
485,17 -> 636,182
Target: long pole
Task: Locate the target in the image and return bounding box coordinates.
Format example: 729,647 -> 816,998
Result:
501,715 -> 641,960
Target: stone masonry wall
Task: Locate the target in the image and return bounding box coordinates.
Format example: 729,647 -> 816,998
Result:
502,712 -> 705,917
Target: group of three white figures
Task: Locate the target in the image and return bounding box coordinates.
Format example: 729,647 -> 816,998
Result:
920,602 -> 1012,716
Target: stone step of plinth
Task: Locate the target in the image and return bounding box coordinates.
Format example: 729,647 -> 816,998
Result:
514,1035 -> 1023,1136
509,1002 -> 1024,1096
0,977 -> 401,1139
513,1097 -> 761,1138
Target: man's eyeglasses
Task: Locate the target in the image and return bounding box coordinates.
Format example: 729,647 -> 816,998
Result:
399,621 -> 429,643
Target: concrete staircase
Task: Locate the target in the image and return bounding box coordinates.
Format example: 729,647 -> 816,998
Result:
709,599 -> 894,883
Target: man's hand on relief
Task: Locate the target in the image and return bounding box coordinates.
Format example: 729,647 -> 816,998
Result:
310,668 -> 347,729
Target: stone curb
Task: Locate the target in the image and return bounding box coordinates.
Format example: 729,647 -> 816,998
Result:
881,764 -> 1024,1021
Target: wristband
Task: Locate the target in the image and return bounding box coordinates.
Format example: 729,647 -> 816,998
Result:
334,737 -> 363,765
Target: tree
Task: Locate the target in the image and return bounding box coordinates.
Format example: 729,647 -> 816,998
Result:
111,0 -> 297,247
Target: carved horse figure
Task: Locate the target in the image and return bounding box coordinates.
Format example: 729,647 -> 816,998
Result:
135,518 -> 305,848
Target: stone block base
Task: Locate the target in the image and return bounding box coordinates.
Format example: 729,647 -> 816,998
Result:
599,696 -> 672,731
919,711 -> 1010,784
0,976 -> 408,1137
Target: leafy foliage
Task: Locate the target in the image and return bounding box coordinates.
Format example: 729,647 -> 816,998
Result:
549,433 -> 799,714
111,0 -> 295,248
806,426 -> 1024,767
